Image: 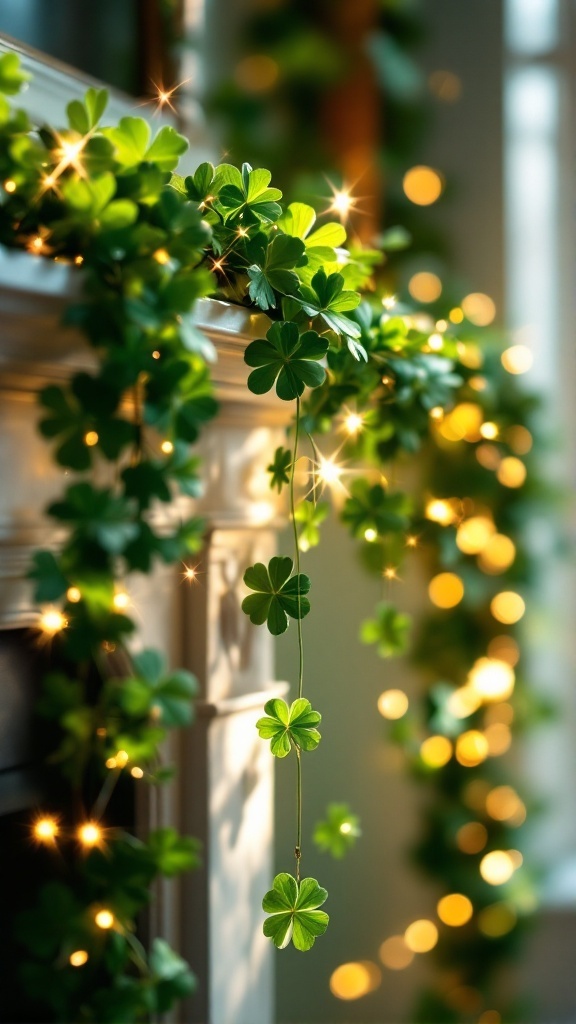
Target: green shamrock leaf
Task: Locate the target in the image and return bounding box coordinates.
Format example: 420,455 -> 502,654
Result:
67,86 -> 108,133
117,648 -> 198,728
241,555 -> 310,635
268,446 -> 292,493
147,828 -> 201,876
38,376 -> 135,469
256,698 -> 321,757
298,268 -> 361,340
215,162 -> 282,223
341,481 -> 412,540
244,321 -> 328,401
105,118 -> 187,171
47,482 -> 138,554
246,232 -> 306,310
0,52 -> 32,96
28,551 -> 68,603
294,500 -> 329,550
313,803 -> 362,859
360,601 -> 411,657
262,873 -> 329,951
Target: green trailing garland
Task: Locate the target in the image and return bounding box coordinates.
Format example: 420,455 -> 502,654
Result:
0,44 -> 546,1024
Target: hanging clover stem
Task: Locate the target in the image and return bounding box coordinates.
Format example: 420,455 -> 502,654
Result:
291,395 -> 304,879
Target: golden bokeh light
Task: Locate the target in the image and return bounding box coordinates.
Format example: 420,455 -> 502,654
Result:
478,534 -> 516,574
403,165 -> 444,205
364,527 -> 377,543
33,816 -> 59,842
463,778 -> 492,810
476,444 -> 502,470
449,306 -> 464,324
477,902 -> 517,938
462,292 -> 496,326
39,609 -> 68,636
484,722 -> 512,756
428,572 -> 464,609
437,893 -> 473,927
456,821 -> 488,854
490,591 -> 525,624
484,701 -> 514,727
113,591 -> 130,611
486,786 -> 526,825
378,689 -> 409,720
69,950 -> 89,967
66,586 -> 81,603
404,919 -> 439,953
480,421 -> 499,440
329,961 -> 382,1000
479,850 -> 516,885
506,425 -> 533,454
428,332 -> 444,350
447,686 -> 481,719
78,822 -> 102,848
84,430 -> 99,447
457,342 -> 483,368
408,271 -> 442,303
456,516 -> 495,555
95,909 -> 115,930
161,440 -> 174,454
501,345 -> 533,374
487,636 -> 520,666
131,766 -> 144,779
455,730 -> 489,767
467,657 -> 515,702
438,403 -> 483,443
425,498 -> 458,526
234,54 -> 279,93
420,735 -> 453,768
497,457 -> 527,488
379,935 -> 414,970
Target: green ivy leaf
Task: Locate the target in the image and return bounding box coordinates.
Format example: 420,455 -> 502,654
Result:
360,601 -> 411,657
262,873 -> 329,951
241,556 -> 310,635
244,321 -> 328,400
246,232 -> 306,310
313,803 -> 361,859
267,446 -> 292,493
298,268 -> 361,340
294,500 -> 329,550
341,481 -> 412,539
256,697 -> 321,757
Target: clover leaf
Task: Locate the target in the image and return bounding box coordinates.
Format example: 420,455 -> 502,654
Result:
360,601 -> 411,657
341,481 -> 412,540
298,268 -> 361,341
246,232 -> 306,310
216,162 -> 282,223
268,446 -> 292,493
294,500 -> 329,550
262,873 -> 329,951
241,555 -> 310,635
147,828 -> 201,877
244,321 -> 328,400
256,697 -> 321,757
313,803 -> 362,859
116,648 -> 198,728
47,482 -> 138,554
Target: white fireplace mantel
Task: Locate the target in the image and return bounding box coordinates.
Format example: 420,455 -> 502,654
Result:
0,41 -> 290,1024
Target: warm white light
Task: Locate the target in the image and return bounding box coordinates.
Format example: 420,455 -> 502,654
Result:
364,528 -> 377,543
66,586 -> 82,603
95,909 -> 114,930
317,457 -> 343,487
378,689 -> 409,720
161,440 -> 174,454
69,950 -> 89,967
78,822 -> 102,847
33,816 -> 59,842
113,591 -> 130,611
480,850 -> 516,885
329,187 -> 355,219
344,412 -> 363,435
39,609 -> 67,636
468,658 -> 515,702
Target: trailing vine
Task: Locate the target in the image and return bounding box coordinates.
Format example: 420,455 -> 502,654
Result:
0,36 -> 547,1024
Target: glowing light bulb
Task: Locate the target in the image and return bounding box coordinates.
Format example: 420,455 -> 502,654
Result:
329,188 -> 354,218
467,657 -> 515,702
329,961 -> 381,1000
408,271 -> 442,303
378,689 -> 409,720
428,572 -> 464,609
382,295 -> 397,310
455,730 -> 489,767
33,816 -> 59,842
462,292 -> 496,326
406,535 -> 418,548
4,179 -> 16,193
131,766 -> 144,779
497,457 -> 527,488
69,950 -> 89,967
490,591 -> 525,625
78,822 -> 102,847
403,166 -> 444,206
364,528 -> 377,543
84,431 -> 99,447
480,421 -> 499,439
344,412 -> 363,435
113,591 -> 129,611
183,565 -> 199,583
428,332 -> 444,351
404,919 -> 438,953
317,457 -> 343,487
95,909 -> 114,929
501,345 -> 533,374
105,757 -> 118,769
437,893 -> 473,927
339,821 -> 352,834
383,566 -> 398,580
420,735 -> 453,768
161,440 -> 174,454
153,248 -> 170,265
115,750 -> 129,768
39,609 -> 67,636
479,850 -> 516,885
425,499 -> 457,526
66,586 -> 81,603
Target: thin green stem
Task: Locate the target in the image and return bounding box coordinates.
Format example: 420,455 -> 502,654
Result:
290,396 -> 304,700
291,396 -> 304,879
